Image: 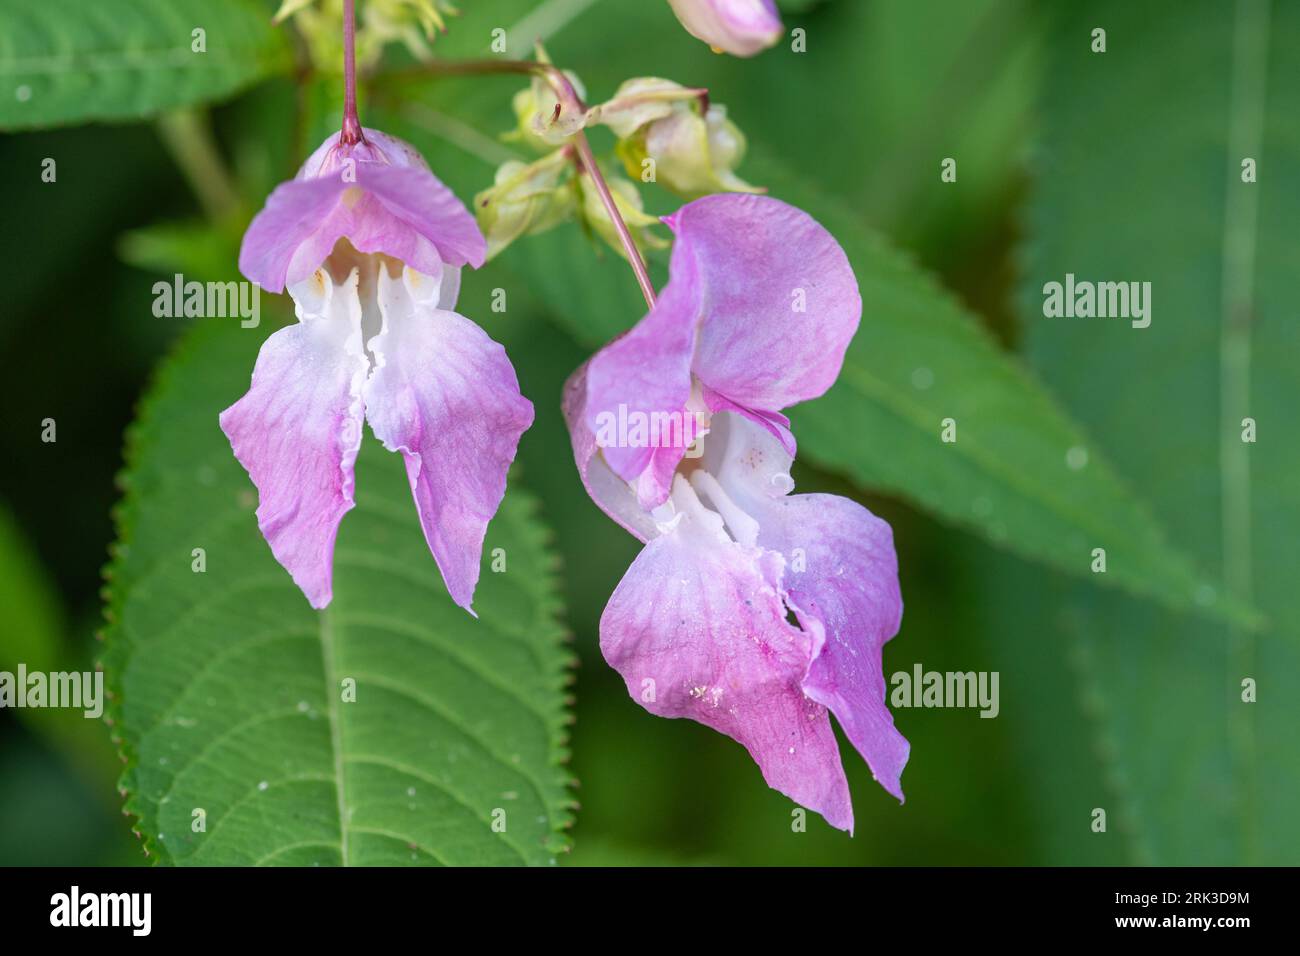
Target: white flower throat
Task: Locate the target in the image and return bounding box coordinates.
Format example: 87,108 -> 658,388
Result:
289,238 -> 458,375
648,410 -> 794,547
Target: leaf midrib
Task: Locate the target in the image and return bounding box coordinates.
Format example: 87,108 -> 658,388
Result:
318,606 -> 350,866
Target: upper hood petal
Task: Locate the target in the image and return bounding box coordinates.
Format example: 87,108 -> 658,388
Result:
566,193 -> 856,512
668,193 -> 861,415
297,127 -> 428,179
356,161 -> 487,270
219,268 -> 369,608
238,175 -> 352,295
362,263 -> 534,614
239,128 -> 486,294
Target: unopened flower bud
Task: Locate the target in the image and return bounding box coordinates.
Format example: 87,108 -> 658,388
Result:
474,150 -> 577,260
666,0 -> 783,57
594,77 -> 705,138
361,0 -> 460,61
597,78 -> 761,199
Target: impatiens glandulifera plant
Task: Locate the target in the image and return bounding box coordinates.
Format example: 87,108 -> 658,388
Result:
227,0 -> 900,830
63,0 -> 1261,864
223,0 -> 532,612
563,193 -> 907,831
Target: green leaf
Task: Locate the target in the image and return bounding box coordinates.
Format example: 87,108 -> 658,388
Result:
997,0 -> 1299,864
102,318 -> 575,865
0,0 -> 290,130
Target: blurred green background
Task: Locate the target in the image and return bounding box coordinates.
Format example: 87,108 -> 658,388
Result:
1,0 -> 1293,866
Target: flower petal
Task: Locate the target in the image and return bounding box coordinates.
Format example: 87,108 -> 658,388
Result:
238,176 -> 350,294
581,251 -> 703,509
756,494 -> 909,801
562,360 -> 660,542
362,264 -> 533,613
693,410 -> 908,799
219,268 -> 369,609
700,383 -> 796,460
695,408 -> 796,510
239,128 -> 486,294
666,0 -> 783,57
667,193 -> 861,414
356,162 -> 487,269
600,490 -> 855,831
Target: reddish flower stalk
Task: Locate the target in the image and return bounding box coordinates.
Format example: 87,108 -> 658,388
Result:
572,133 -> 657,308
340,0 -> 365,145
538,65 -> 658,309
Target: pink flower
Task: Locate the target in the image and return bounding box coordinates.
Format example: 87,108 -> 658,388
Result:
666,0 -> 783,57
222,128 -> 533,613
564,194 -> 907,831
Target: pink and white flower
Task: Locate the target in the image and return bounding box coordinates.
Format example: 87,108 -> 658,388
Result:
564,194 -> 907,830
222,128 -> 533,613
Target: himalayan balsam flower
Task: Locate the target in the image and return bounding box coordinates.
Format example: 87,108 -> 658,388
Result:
224,127 -> 533,612
666,0 -> 783,57
564,194 -> 907,831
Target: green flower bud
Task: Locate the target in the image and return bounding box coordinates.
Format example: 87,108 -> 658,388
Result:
474,150 -> 577,260
596,77 -> 762,199
595,77 -> 704,138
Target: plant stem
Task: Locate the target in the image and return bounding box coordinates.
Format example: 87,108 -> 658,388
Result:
393,57 -> 658,309
340,0 -> 365,145
572,132 -> 657,307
